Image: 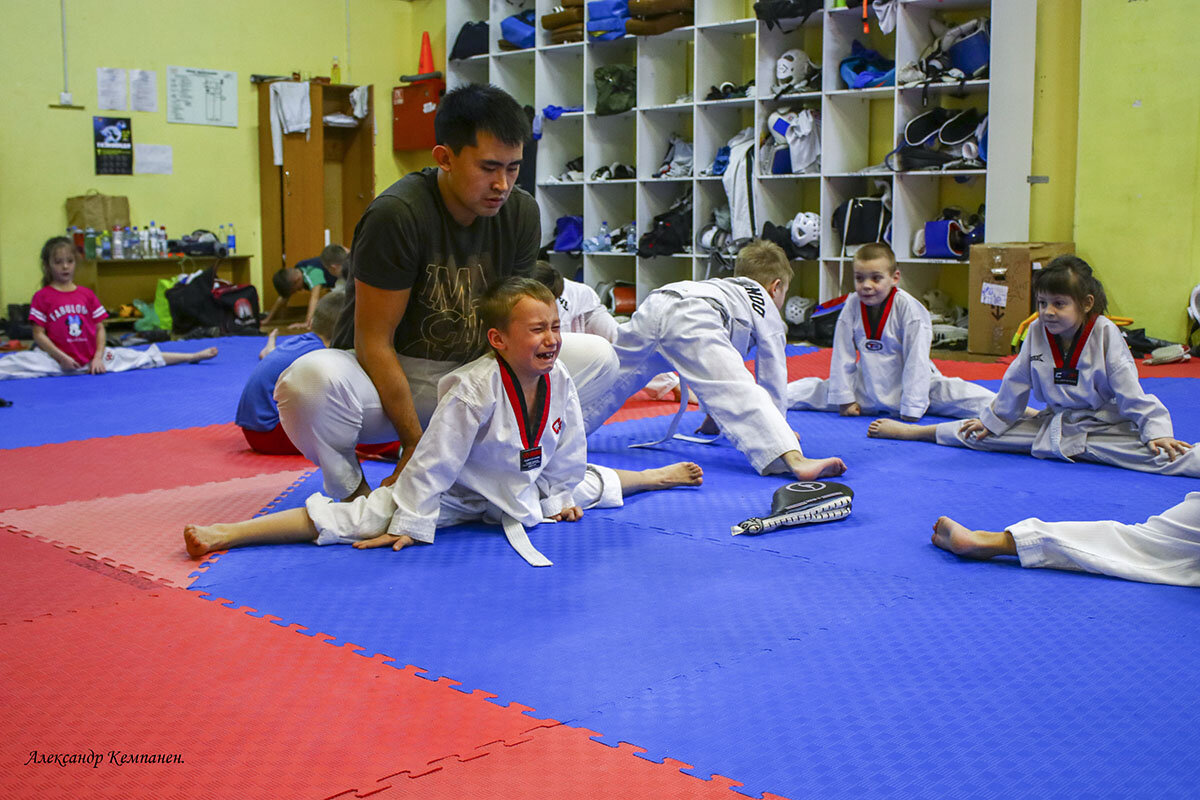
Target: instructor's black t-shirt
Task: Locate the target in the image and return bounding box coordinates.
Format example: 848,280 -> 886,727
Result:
333,168 -> 540,363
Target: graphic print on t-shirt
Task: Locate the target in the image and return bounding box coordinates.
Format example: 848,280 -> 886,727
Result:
67,315 -> 83,338
416,260 -> 490,360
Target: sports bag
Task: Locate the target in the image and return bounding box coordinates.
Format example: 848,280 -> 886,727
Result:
449,21 -> 488,60
637,190 -> 692,258
832,196 -> 891,255
839,41 -> 895,89
212,283 -> 261,334
594,64 -> 636,115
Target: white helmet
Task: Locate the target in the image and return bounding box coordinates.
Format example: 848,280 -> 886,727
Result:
775,48 -> 814,91
790,211 -> 820,249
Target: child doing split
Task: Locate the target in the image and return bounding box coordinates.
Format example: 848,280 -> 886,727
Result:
580,239 -> 846,481
0,237 -> 217,380
787,242 -> 997,420
185,277 -> 701,557
869,256 -> 1198,476
931,493 -> 1200,587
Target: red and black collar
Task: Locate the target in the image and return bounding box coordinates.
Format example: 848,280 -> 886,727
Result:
497,356 -> 551,450
861,287 -> 898,340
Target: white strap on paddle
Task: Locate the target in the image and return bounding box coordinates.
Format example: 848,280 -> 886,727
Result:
628,377 -> 720,449
502,514 -> 553,567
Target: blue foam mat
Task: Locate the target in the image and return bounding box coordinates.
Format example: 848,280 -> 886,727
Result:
190,379 -> 1200,799
0,334 -> 268,448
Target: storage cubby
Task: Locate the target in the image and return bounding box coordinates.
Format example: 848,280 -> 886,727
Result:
446,0 -> 1035,308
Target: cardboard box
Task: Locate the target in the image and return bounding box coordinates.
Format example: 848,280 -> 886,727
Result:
967,242 -> 1075,356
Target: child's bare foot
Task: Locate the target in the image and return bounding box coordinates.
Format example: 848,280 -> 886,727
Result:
644,461 -> 704,489
258,329 -> 278,360
190,347 -> 218,363
931,516 -> 1016,559
184,523 -> 230,558
784,454 -> 846,481
867,418 -> 933,440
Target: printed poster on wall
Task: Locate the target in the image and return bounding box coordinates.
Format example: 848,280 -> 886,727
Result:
166,66 -> 237,127
93,116 -> 133,175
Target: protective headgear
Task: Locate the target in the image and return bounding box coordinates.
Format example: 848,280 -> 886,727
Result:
774,48 -> 815,92
790,211 -> 820,250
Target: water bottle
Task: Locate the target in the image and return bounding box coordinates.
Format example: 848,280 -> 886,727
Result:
148,221 -> 157,256
101,231 -> 112,259
599,220 -> 611,251
227,222 -> 236,254
626,224 -> 637,252
219,224 -> 226,253
112,225 -> 124,259
160,226 -> 168,255
84,227 -> 97,259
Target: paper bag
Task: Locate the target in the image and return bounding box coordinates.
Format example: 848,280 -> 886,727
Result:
66,190 -> 131,231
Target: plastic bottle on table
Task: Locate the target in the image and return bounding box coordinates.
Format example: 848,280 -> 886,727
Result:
100,231 -> 111,259
227,222 -> 236,254
599,220 -> 611,251
112,225 -> 124,259
331,57 -> 341,84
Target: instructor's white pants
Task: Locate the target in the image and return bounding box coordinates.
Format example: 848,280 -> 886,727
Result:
305,464 -> 624,545
276,333 -> 618,498
1009,492 -> 1200,587
0,344 -> 165,380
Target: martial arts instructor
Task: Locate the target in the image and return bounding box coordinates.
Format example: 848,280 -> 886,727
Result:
276,84 -> 617,501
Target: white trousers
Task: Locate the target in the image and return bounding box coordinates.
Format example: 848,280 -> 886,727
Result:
276,333 -> 618,498
934,416 -> 1200,477
1009,492 -> 1200,587
305,463 -> 623,545
0,344 -> 164,380
581,294 -> 798,474
787,374 -> 995,418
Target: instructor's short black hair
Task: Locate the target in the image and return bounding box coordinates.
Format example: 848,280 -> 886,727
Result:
434,83 -> 531,154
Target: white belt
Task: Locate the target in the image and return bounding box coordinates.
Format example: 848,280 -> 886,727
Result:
628,376 -> 721,449
502,514 -> 553,567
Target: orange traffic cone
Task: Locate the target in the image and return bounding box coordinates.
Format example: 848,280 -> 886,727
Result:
418,31 -> 435,75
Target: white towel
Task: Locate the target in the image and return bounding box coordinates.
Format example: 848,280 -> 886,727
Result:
350,85 -> 370,119
269,81 -> 311,166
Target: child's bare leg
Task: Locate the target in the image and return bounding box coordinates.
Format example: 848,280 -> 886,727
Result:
163,347 -> 219,366
614,462 -> 703,496
931,516 -> 1017,559
781,450 -> 846,481
184,507 -> 317,558
867,419 -> 938,441
258,329 -> 278,360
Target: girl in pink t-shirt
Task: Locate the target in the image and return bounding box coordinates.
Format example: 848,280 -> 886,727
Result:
0,237 -> 218,380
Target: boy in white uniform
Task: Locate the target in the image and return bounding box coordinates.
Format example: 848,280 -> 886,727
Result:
869,256 -> 1198,476
788,243 -> 996,420
581,240 -> 846,480
184,278 -> 702,558
930,495 -> 1200,587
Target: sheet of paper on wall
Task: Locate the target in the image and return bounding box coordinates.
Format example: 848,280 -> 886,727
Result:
97,67 -> 127,111
980,282 -> 1009,308
130,70 -> 158,113
166,66 -> 238,127
134,144 -> 172,175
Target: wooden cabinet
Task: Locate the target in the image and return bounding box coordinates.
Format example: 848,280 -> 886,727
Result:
257,81 -> 375,312
78,255 -> 254,309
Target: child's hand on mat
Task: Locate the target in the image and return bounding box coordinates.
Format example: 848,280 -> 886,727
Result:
550,506 -> 583,522
1148,437 -> 1193,462
353,533 -> 425,551
959,418 -> 991,441
839,402 -> 861,417
89,355 -> 107,374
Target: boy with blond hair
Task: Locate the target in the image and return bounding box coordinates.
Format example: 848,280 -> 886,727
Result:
188,277 -> 701,563
788,242 -> 995,421
581,239 -> 846,481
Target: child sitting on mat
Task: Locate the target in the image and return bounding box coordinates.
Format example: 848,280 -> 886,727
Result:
185,277 -> 702,559
931,493 -> 1200,587
787,242 -> 996,420
869,256 -> 1198,476
0,236 -> 217,380
580,239 -> 846,481
237,292 -> 346,454
262,244 -> 348,330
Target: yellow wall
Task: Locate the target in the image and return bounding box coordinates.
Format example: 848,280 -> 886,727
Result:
5,1 -> 1196,341
0,0 -> 439,308
1074,0 -> 1200,341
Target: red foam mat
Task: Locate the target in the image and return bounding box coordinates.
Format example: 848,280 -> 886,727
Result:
0,587 -> 559,800
0,470 -> 309,588
0,531 -> 160,625
0,422 -> 312,512
338,722 -> 785,800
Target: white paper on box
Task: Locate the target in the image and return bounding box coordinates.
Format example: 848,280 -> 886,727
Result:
980,282 -> 1009,307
